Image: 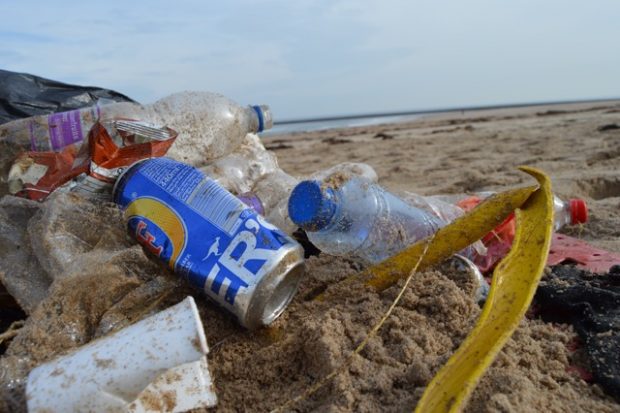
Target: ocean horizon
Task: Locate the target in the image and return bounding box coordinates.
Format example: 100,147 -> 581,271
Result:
264,113 -> 423,136
263,97 -> 620,136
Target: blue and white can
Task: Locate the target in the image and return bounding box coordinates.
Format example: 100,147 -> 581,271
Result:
113,157 -> 305,329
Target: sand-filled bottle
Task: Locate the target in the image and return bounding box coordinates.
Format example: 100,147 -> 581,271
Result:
287,177 -> 446,263
408,191 -> 588,272
0,91 -> 273,165
412,192 -> 588,231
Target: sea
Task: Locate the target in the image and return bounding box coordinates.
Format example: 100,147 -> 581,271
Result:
262,98 -> 619,137
263,113 -> 426,136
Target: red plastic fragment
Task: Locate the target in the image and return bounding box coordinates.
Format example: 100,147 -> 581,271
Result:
547,234 -> 620,274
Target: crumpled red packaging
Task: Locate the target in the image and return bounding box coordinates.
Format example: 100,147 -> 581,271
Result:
8,120 -> 177,201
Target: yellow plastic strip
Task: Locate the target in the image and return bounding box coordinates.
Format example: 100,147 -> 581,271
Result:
363,184 -> 537,291
413,166 -> 553,413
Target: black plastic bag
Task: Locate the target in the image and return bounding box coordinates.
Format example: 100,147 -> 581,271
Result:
0,69 -> 135,125
536,265 -> 620,401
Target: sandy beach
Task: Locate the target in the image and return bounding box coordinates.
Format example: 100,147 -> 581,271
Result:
267,100 -> 620,253
1,100 -> 620,412
257,100 -> 620,411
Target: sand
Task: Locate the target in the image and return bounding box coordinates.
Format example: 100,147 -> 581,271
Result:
1,101 -> 620,412
266,101 -> 620,253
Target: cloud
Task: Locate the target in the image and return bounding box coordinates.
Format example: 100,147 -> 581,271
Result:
0,0 -> 619,118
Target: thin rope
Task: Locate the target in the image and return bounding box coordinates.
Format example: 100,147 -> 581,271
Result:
270,235 -> 435,413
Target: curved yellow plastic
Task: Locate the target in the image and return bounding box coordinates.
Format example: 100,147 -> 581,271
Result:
363,184 -> 537,291
413,166 -> 553,413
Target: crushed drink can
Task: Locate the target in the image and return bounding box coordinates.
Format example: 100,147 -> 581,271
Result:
113,157 -> 305,329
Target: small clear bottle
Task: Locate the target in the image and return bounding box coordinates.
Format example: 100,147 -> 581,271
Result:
419,192 -> 588,231
288,177 -> 446,263
414,191 -> 588,272
551,196 -> 588,231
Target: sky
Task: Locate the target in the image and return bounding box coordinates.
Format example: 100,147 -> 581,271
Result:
2,0 -> 620,120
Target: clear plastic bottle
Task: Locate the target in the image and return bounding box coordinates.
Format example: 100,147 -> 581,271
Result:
287,177 -> 446,263
551,195 -> 588,231
0,99 -> 138,151
409,191 -> 588,272
150,92 -> 272,165
252,169 -> 299,234
399,192 -> 467,224
0,91 -> 272,165
200,133 -> 280,195
200,133 -> 299,234
310,162 -> 378,184
417,192 -> 588,231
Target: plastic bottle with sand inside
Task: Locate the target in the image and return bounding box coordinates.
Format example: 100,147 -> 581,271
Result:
407,191 -> 588,231
0,92 -> 272,165
287,177 -> 447,263
402,191 -> 588,272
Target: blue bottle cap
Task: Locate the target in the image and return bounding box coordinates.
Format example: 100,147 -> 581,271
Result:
251,105 -> 273,132
288,180 -> 337,231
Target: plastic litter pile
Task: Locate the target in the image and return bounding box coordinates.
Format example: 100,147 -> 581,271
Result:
0,70 -> 619,412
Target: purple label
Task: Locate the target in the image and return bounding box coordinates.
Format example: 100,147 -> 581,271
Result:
48,109 -> 85,150
237,193 -> 265,216
29,121 -> 36,151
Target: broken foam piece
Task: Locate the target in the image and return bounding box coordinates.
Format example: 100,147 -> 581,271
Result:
26,296 -> 217,412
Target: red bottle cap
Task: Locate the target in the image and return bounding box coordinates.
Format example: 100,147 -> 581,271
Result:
569,198 -> 588,225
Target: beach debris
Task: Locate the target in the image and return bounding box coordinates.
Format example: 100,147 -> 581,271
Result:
114,157 -> 305,329
200,133 -> 282,196
7,120 -> 177,201
0,90 -> 272,166
198,131 -> 379,236
428,192 -> 588,272
0,190 -> 140,319
536,265 -> 620,401
0,320 -> 24,348
200,133 -> 300,234
597,123 -> 620,132
362,179 -> 537,292
0,235 -> 170,412
26,296 -> 217,413
438,254 -> 489,304
415,166 -> 553,413
309,161 -> 378,184
547,234 -> 620,273
7,145 -> 86,201
291,168 -> 590,275
0,69 -> 134,125
236,192 -> 266,215
0,196 -> 49,314
288,177 -> 451,264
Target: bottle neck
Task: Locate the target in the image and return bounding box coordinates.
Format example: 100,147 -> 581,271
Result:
246,105 -> 273,133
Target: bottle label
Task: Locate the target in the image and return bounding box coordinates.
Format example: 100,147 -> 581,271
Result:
47,109 -> 86,150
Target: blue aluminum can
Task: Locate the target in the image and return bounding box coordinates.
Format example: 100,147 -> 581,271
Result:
113,157 -> 304,328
